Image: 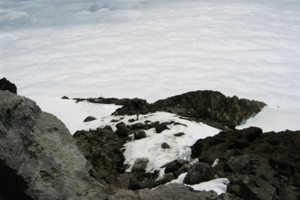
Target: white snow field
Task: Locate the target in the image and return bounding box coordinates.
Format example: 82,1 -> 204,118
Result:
1,0 -> 300,194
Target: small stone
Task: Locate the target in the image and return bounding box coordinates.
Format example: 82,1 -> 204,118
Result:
174,132 -> 185,137
161,142 -> 170,149
134,130 -> 146,140
155,123 -> 169,133
131,158 -> 149,173
61,96 -> 69,99
83,116 -> 96,122
128,119 -> 135,123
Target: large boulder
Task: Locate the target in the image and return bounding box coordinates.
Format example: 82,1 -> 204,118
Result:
0,78 -> 17,94
0,90 -> 106,199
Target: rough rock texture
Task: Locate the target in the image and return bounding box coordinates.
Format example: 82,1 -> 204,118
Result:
0,78 -> 17,94
111,90 -> 266,129
109,183 -> 219,200
73,126 -> 126,187
0,90 -> 106,200
152,90 -> 266,129
190,127 -> 300,200
183,162 -> 212,184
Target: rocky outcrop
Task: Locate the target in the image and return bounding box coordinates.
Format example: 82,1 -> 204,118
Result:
190,127 -> 300,200
0,90 -> 106,199
111,90 -> 266,129
152,91 -> 266,129
0,77 -> 17,94
76,91 -> 266,130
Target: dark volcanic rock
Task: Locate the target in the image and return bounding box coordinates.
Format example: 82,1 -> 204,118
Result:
174,132 -> 185,137
73,126 -> 126,186
128,172 -> 159,190
161,142 -> 170,149
189,127 -> 300,200
162,160 -> 184,174
131,158 -> 149,173
152,90 -> 266,129
134,130 -> 146,140
190,139 -> 204,158
113,98 -> 150,118
115,122 -> 130,137
239,176 -> 276,200
183,162 -> 212,184
224,155 -> 251,173
110,90 -> 266,130
84,116 -> 97,122
0,90 -> 106,200
61,96 -> 69,99
0,78 -> 17,94
114,183 -> 220,200
155,123 -> 169,133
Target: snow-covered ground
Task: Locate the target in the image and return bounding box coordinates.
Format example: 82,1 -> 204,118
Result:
1,0 -> 300,195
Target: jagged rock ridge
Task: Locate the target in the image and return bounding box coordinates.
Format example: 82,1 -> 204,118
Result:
76,90 -> 266,129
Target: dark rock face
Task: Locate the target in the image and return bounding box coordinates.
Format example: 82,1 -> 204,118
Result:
0,90 -> 106,200
110,90 -> 266,130
0,78 -> 17,94
190,127 -> 300,200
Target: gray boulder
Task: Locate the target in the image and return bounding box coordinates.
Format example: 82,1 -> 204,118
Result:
0,90 -> 106,199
